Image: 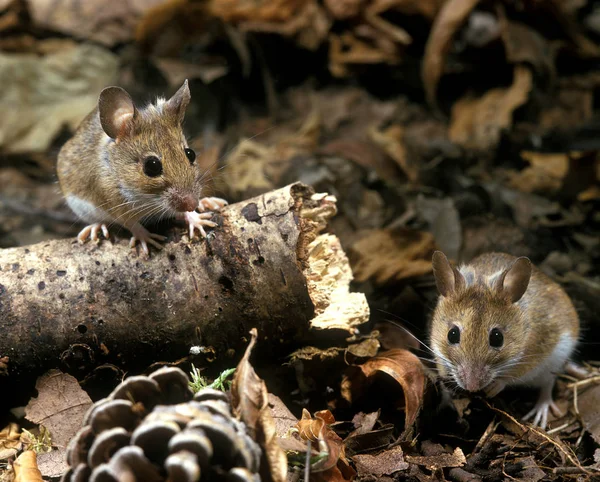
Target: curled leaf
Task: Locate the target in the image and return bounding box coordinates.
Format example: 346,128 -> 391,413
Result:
342,349 -> 425,433
231,329 -> 287,482
14,450 -> 43,482
295,409 -> 344,473
448,65 -> 532,152
422,0 -> 480,107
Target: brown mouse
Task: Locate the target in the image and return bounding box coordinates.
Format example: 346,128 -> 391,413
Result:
430,251 -> 580,429
57,80 -> 226,256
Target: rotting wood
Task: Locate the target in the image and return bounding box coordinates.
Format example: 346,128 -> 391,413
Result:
0,183 -> 369,404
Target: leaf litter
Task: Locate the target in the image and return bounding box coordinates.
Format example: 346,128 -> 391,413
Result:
2,0 -> 600,480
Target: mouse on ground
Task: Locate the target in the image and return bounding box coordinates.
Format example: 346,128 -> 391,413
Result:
429,251 -> 580,429
57,80 -> 227,256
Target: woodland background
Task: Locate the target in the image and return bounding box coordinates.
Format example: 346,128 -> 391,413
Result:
1,0 -> 600,480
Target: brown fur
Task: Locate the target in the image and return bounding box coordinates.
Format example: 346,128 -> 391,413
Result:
430,252 -> 579,391
57,81 -> 202,230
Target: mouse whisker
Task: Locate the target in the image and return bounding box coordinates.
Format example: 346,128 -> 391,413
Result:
380,317 -> 435,356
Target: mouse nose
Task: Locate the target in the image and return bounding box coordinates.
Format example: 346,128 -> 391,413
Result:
459,364 -> 488,392
176,194 -> 198,212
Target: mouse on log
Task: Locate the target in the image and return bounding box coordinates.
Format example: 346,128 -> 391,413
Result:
429,251 -> 580,429
57,80 -> 227,256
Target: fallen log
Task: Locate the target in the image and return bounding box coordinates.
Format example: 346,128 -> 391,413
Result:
0,183 -> 368,404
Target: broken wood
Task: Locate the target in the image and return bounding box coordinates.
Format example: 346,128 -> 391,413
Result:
0,183 -> 369,404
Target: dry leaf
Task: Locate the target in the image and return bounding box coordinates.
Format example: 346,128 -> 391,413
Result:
25,370 -> 92,449
209,0 -> 305,23
405,446 -> 466,470
295,409 -> 344,473
369,0 -> 445,20
449,65 -> 532,152
342,349 -> 425,431
576,383 -> 600,444
348,228 -> 436,284
353,445 -> 409,476
329,28 -> 401,78
508,152 -> 569,194
0,423 -> 21,460
237,1 -> 331,51
0,43 -> 118,154
13,450 -> 43,482
324,0 -> 365,19
422,0 -> 480,107
36,450 -> 69,478
26,0 -> 165,47
499,13 -> 555,79
231,328 -> 287,482
268,393 -> 299,439
368,124 -> 418,182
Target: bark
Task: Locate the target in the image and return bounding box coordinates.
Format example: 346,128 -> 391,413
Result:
0,183 -> 368,402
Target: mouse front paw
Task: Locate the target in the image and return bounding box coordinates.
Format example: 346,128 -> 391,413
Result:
128,224 -> 166,257
184,211 -> 218,238
77,223 -> 110,244
197,197 -> 228,212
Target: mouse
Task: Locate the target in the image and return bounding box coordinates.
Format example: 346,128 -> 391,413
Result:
56,80 -> 227,256
429,251 -> 580,429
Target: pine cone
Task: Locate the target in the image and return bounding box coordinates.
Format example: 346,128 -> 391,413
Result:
61,367 -> 262,482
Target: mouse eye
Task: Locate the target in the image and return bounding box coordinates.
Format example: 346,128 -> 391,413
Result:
447,325 -> 460,345
184,148 -> 196,164
143,156 -> 163,177
489,328 -> 504,348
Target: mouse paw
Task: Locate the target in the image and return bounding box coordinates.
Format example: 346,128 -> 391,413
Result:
78,223 -> 110,244
128,225 -> 166,257
197,197 -> 228,212
522,399 -> 562,429
184,211 -> 218,238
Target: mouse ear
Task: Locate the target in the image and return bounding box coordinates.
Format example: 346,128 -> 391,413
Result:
498,257 -> 532,303
432,251 -> 465,297
98,87 -> 136,141
164,79 -> 190,124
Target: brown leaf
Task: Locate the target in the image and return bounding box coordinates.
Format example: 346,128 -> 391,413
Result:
231,328 -> 287,482
27,0 -> 165,47
499,11 -> 555,79
422,0 -> 480,107
24,370 -> 92,449
236,1 -> 331,51
369,0 -> 445,20
368,124 -> 418,182
295,409 -> 344,473
342,349 -> 425,431
350,411 -> 379,436
0,423 -> 21,460
268,393 -> 299,438
13,450 -> 43,482
353,446 -> 409,476
36,450 -> 68,478
135,0 -> 209,56
0,44 -> 118,154
329,23 -> 404,77
448,65 -> 532,152
576,383 -> 600,445
324,0 -> 365,20
508,152 -> 569,194
348,228 -> 436,284
209,0 -> 306,23
405,446 -> 466,470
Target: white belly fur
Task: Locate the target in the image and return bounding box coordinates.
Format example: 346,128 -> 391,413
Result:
66,195 -> 113,225
512,332 -> 577,388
